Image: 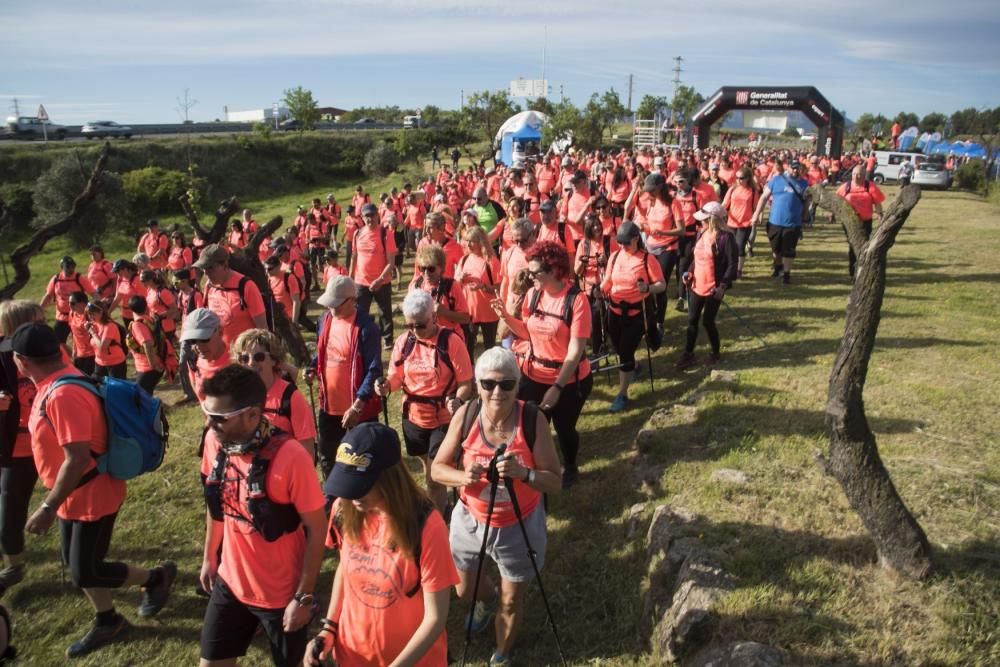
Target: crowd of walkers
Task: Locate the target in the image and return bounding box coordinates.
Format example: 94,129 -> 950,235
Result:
0,141 -> 887,665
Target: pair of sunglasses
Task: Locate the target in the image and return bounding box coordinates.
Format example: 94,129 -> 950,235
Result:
202,405 -> 254,424
419,265 -> 438,273
238,351 -> 270,364
480,378 -> 516,392
405,321 -> 429,331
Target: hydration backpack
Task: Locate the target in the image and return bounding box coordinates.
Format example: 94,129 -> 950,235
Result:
38,375 -> 169,482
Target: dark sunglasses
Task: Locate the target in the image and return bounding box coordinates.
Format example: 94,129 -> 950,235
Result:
238,351 -> 269,364
419,265 -> 437,273
405,321 -> 429,330
479,378 -> 517,392
527,267 -> 548,279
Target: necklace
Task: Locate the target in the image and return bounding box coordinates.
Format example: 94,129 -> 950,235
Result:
484,406 -> 514,434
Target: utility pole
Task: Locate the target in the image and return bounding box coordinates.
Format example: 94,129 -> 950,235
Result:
460,89 -> 464,111
627,74 -> 634,113
10,97 -> 20,118
669,56 -> 684,126
560,84 -> 564,103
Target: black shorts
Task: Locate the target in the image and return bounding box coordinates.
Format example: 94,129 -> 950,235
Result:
200,578 -> 308,667
402,418 -> 448,460
766,223 -> 801,258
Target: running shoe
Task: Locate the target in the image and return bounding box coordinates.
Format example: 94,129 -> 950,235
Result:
782,272 -> 791,285
66,615 -> 131,658
0,564 -> 25,589
705,352 -> 721,367
562,465 -> 579,489
490,652 -> 513,666
674,352 -> 697,371
138,561 -> 177,618
467,590 -> 498,634
609,393 -> 628,413
771,266 -> 782,278
675,297 -> 687,312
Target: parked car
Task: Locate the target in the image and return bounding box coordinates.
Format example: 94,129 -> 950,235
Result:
871,151 -> 927,184
911,161 -> 951,190
4,116 -> 68,140
353,117 -> 377,125
81,120 -> 132,138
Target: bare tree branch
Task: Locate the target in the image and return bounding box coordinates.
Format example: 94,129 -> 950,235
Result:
0,143 -> 111,301
179,194 -> 240,244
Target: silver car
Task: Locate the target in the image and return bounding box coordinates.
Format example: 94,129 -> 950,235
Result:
911,162 -> 950,190
81,120 -> 133,139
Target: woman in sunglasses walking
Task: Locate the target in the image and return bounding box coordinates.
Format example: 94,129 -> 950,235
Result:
408,245 -> 472,341
432,347 -> 562,667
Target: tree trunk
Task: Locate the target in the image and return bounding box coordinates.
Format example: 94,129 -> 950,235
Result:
811,183 -> 933,579
177,195 -> 309,365
0,143 -> 111,301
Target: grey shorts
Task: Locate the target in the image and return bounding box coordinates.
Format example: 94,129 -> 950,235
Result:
449,499 -> 546,583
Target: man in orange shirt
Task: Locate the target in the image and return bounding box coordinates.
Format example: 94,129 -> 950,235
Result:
199,364 -> 326,667
837,165 -> 886,279
41,256 -> 94,345
306,276 -> 384,479
350,204 -> 396,349
195,245 -> 268,346
137,219 -> 170,271
265,256 -> 303,325
6,323 -> 176,657
179,308 -> 230,405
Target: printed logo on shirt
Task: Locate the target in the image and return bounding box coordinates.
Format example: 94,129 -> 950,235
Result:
346,543 -> 406,609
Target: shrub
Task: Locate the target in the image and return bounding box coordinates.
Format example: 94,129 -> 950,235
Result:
122,166 -> 200,216
363,142 -> 400,178
0,183 -> 35,232
954,159 -> 985,192
33,156 -> 128,249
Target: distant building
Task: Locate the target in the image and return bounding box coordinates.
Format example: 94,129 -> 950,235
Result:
225,107 -> 289,123
317,107 -> 348,121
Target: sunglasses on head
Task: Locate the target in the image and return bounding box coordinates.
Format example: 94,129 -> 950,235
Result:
479,378 -> 517,392
238,351 -> 269,364
202,405 -> 254,424
405,321 -> 429,330
419,265 -> 437,273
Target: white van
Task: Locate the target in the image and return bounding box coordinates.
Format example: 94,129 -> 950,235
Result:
871,151 -> 927,184
402,115 -> 423,129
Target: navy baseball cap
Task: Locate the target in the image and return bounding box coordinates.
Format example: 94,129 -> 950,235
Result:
323,422 -> 401,500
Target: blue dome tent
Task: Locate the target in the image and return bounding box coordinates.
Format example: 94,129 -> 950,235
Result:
495,111 -> 548,166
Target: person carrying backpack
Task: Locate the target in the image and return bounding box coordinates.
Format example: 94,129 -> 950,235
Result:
232,329 -> 316,460
196,244 -> 268,346
3,322 -> 176,658
41,256 -> 95,345
137,219 -> 170,270
198,364 -> 326,667
125,297 -> 176,395
84,302 -> 128,379
836,164 -> 886,279
430,347 -> 563,667
306,422 -> 458,667
408,245 -> 472,342
491,240 -> 592,489
456,226 -> 502,356
376,290 -> 474,513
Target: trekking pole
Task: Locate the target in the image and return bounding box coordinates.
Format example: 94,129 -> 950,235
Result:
639,298 -> 655,393
461,445 -> 505,667
307,382 -> 320,438
502,475 -> 568,667
381,392 -> 390,426
721,299 -> 767,348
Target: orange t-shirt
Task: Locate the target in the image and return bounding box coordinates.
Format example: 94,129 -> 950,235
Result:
600,248 -> 665,306
115,275 -> 142,319
46,272 -> 94,321
190,353 -> 230,403
139,231 -> 170,269
535,223 -> 573,256
200,429 -> 325,608
322,312 -> 360,416
68,311 -> 95,358
351,225 -> 396,288
672,190 -> 701,237
564,191 -> 591,242
520,285 -> 592,384
722,185 -> 758,229
387,329 -> 473,429
128,318 -> 157,373
205,271 -> 266,346
12,370 -> 36,458
456,254 -> 501,324
147,287 -> 177,334
87,260 -> 115,299
262,377 -> 317,443
414,237 -> 464,279
327,501 -> 459,667
837,181 -> 886,221
644,198 -> 677,251
269,272 -> 301,319
168,246 -> 193,270
499,245 -> 529,303
574,238 -> 606,291
92,320 -> 126,367
692,232 -> 718,298
322,264 -> 347,286
29,368 -> 126,521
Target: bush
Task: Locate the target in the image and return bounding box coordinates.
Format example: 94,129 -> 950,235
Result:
362,142 -> 400,178
0,183 -> 34,232
954,159 -> 985,192
33,156 -> 128,249
122,166 -> 200,217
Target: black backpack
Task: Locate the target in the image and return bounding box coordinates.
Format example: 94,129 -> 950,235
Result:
527,284 -> 580,328
458,399 -> 540,452
413,275 -> 457,312
208,276 -> 253,311
262,382 -> 299,420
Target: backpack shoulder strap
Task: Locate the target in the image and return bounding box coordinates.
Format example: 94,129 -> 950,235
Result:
404,501 -> 435,597
278,382 -> 297,418
522,400 -> 540,451
236,276 -> 251,310
395,332 -> 418,367
459,398 -> 482,445
439,277 -> 456,310
562,284 -> 581,326
527,287 -> 542,317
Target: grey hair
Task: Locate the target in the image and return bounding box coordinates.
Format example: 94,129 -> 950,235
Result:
475,346 -> 521,383
511,217 -> 534,236
132,252 -> 150,267
402,290 -> 434,321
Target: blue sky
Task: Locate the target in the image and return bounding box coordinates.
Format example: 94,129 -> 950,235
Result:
2,0 -> 998,125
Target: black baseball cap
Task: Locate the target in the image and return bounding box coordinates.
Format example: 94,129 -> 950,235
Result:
322,422 -> 401,500
0,322 -> 60,358
60,255 -> 76,267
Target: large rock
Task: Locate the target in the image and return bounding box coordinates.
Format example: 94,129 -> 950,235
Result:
709,469 -> 750,485
635,405 -> 699,454
688,641 -> 785,666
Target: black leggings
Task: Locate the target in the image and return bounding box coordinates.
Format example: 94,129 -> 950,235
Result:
608,311 -> 644,372
60,512 -> 129,589
135,370 -> 163,394
652,249 -> 680,326
0,456 -> 38,556
686,292 -> 722,355
466,321 -> 498,358
74,356 -> 96,376
728,226 -> 752,258
317,411 -> 379,482
518,373 -> 593,472
96,361 -> 127,379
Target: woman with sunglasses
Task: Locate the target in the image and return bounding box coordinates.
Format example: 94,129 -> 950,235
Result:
408,245 -> 471,340
456,226 -> 502,357
431,347 -> 562,667
492,240 -> 592,488
231,329 -> 315,459
721,167 -> 760,277
167,230 -> 193,271
377,290 -> 474,513
84,301 -> 127,379
575,214 -> 610,357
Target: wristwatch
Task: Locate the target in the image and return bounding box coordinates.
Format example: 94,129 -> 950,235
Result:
525,469 -> 536,484
293,592 -> 314,605
40,501 -> 55,514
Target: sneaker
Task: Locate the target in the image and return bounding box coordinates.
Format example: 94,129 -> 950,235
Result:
705,352 -> 721,367
467,590 -> 498,634
675,297 -> 687,312
138,561 -> 177,618
782,272 -> 791,285
674,352 -> 697,371
66,615 -> 131,658
771,266 -> 782,278
0,564 -> 25,589
562,465 -> 579,489
490,652 -> 513,666
609,393 -> 628,413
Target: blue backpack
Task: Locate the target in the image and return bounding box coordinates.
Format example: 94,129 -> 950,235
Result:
39,376 -> 168,481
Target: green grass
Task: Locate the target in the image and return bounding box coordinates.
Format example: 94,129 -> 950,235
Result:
6,185 -> 1000,665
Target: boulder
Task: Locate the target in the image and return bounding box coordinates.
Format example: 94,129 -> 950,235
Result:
688,641 -> 786,667
626,502 -> 648,538
709,469 -> 750,485
709,370 -> 738,384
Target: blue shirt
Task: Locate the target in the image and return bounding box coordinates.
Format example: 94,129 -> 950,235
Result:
766,174 -> 809,228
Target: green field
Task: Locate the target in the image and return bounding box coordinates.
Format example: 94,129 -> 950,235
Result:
4,183 -> 999,665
